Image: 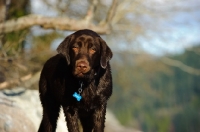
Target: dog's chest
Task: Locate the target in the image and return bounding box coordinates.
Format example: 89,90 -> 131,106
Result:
79,86 -> 97,108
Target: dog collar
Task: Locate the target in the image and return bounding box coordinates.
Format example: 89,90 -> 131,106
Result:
72,68 -> 100,101
73,82 -> 83,101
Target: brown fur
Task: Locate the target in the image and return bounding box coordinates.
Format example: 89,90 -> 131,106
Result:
38,29 -> 113,132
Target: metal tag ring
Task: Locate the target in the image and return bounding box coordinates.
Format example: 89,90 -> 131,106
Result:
78,88 -> 82,93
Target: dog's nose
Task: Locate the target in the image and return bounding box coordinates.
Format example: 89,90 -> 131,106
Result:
77,61 -> 87,71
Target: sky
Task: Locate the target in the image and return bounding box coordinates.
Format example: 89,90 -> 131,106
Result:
30,0 -> 200,56
130,0 -> 200,55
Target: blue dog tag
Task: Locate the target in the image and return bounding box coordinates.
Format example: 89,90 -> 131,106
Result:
73,92 -> 82,101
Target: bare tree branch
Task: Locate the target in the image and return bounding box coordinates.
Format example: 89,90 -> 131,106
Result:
97,0 -> 118,29
0,74 -> 32,89
186,47 -> 200,55
84,0 -> 98,22
161,57 -> 200,75
23,71 -> 41,88
0,14 -> 110,34
0,71 -> 41,90
105,0 -> 118,24
0,0 -> 120,35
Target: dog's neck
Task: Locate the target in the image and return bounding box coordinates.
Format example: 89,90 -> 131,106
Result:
73,67 -> 101,101
78,66 -> 101,87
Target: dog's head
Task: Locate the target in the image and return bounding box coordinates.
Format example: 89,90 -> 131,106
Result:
57,29 -> 112,78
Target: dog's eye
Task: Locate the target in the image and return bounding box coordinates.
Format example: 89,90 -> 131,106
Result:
72,46 -> 79,52
89,47 -> 96,54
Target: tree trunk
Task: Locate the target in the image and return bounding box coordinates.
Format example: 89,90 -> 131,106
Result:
0,0 -> 7,46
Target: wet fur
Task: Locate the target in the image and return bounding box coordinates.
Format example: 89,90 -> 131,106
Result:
38,29 -> 113,132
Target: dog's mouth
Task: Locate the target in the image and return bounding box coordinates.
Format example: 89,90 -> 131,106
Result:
78,72 -> 84,76
74,71 -> 90,78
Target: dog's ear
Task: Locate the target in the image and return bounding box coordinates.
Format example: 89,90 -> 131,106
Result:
57,35 -> 73,65
99,37 -> 113,69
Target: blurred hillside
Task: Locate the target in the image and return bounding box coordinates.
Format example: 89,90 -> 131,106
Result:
0,0 -> 200,132
109,45 -> 200,131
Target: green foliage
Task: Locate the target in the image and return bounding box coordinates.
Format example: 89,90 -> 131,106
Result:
3,30 -> 28,56
173,106 -> 200,132
109,45 -> 200,131
8,0 -> 30,19
1,0 -> 30,56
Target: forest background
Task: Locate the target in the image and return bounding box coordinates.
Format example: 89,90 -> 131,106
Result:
0,0 -> 200,132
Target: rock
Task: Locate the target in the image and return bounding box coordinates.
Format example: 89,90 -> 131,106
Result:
0,93 -> 36,132
2,88 -> 43,131
3,88 -> 67,132
0,88 -> 141,132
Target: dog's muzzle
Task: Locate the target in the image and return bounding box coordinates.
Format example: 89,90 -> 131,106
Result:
74,59 -> 90,77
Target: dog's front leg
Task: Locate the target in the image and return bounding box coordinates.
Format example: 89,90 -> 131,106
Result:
93,104 -> 107,132
63,107 -> 80,132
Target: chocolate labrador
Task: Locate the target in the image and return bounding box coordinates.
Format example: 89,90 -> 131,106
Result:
38,29 -> 113,132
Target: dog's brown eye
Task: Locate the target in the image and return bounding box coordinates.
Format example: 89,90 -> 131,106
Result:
72,46 -> 79,52
89,48 -> 96,54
